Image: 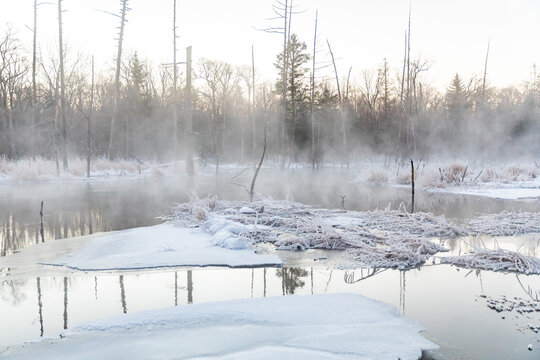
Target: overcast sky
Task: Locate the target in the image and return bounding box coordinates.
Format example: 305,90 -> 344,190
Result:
1,0 -> 539,90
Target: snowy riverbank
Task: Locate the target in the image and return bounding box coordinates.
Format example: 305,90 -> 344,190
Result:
42,221 -> 282,270
0,293 -> 437,360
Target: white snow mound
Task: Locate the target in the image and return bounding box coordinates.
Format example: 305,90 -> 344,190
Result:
42,222 -> 282,270
1,294 -> 437,360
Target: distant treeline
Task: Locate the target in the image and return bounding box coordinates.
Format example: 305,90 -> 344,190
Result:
1,28 -> 539,168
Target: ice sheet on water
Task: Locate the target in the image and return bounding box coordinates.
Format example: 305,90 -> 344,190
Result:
42,221 -> 282,270
1,294 -> 438,360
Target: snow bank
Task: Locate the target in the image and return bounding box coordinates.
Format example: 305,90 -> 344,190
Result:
43,222 -> 282,270
1,294 -> 437,360
467,211 -> 540,236
353,161 -> 540,199
169,196 -> 463,269
440,248 -> 540,275
431,182 -> 540,200
0,156 -> 188,182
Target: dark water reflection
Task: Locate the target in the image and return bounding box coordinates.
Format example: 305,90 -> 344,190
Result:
2,169 -> 540,256
0,266 -> 538,359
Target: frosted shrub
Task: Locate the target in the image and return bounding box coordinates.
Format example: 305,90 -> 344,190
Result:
397,173 -> 411,185
418,169 -> 444,188
439,163 -> 468,184
479,167 -> 498,182
468,211 -> 540,236
440,248 -> 540,275
169,196 -> 465,269
366,171 -> 388,185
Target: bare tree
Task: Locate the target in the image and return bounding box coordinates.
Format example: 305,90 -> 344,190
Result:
31,0 -> 38,155
481,38 -> 490,105
172,0 -> 178,162
249,88 -> 267,202
184,46 -> 194,176
58,0 -> 68,169
310,10 -> 318,169
107,0 -> 129,159
0,30 -> 28,159
326,39 -> 348,167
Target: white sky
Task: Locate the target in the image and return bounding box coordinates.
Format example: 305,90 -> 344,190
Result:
0,0 -> 539,90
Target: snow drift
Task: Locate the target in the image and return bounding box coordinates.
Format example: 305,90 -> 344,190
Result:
1,294 -> 437,360
42,222 -> 282,270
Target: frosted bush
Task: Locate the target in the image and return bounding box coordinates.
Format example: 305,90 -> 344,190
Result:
479,167 -> 498,182
366,171 -> 388,185
0,156 -> 149,181
397,173 -> 411,185
170,196 -> 464,269
468,211 -> 540,236
417,169 -> 444,188
439,163 -> 468,184
440,248 -> 540,275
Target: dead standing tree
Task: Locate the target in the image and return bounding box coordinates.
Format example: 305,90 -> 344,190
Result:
76,56 -> 94,178
0,30 -> 28,159
326,39 -> 348,168
249,88 -> 268,202
258,0 -> 298,168
58,0 -> 68,169
185,46 -> 194,176
172,0 -> 179,163
107,0 -> 130,160
310,10 -> 318,169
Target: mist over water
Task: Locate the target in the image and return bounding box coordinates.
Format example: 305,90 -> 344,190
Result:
2,169 -> 540,257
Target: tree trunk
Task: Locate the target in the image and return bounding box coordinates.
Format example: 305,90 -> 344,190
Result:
58,0 -> 68,169
32,0 -> 38,156
87,56 -> 94,178
108,0 -> 128,160
310,10 -> 318,169
184,46 -> 194,175
173,0 -> 178,162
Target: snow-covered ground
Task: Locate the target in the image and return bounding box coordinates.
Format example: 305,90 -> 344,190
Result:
354,161 -> 540,200
1,293 -> 437,360
42,221 -> 282,270
429,181 -> 540,200
0,157 -> 189,183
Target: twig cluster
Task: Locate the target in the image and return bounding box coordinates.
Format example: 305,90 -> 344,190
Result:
468,211 -> 540,236
169,195 -> 464,269
440,248 -> 540,275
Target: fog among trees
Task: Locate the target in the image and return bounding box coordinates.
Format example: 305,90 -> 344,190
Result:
1,1 -> 539,171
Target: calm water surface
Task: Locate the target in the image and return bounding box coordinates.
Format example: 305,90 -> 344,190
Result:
0,170 -> 539,359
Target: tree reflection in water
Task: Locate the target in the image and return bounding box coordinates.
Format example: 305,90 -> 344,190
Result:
119,275 -> 127,313
276,267 -> 308,295
37,277 -> 43,336
63,277 -> 68,329
0,278 -> 27,305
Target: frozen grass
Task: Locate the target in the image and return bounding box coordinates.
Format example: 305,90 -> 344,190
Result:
169,196 -> 540,272
0,156 -> 170,181
353,161 -> 540,189
366,171 -> 388,185
440,248 -> 540,275
468,211 -> 540,236
169,195 -> 464,269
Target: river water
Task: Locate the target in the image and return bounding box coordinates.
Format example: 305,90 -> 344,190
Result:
0,169 -> 539,359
